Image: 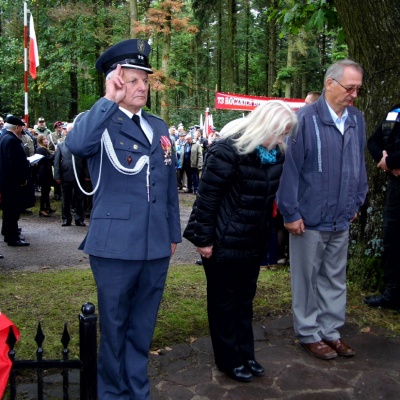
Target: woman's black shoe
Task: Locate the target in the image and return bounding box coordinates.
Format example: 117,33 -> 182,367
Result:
225,365 -> 252,383
246,360 -> 265,377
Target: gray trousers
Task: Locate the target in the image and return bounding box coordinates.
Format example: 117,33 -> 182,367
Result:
289,229 -> 349,343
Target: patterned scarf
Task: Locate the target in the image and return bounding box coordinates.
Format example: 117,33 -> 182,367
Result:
256,146 -> 277,164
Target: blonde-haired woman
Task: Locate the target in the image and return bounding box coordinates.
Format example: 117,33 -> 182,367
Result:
184,100 -> 297,383
35,134 -> 55,217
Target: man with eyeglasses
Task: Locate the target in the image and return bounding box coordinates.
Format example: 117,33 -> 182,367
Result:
277,59 -> 368,360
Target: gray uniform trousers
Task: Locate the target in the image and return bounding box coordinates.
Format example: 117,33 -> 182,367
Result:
289,229 -> 349,343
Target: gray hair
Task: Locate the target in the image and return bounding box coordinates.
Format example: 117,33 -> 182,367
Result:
4,123 -> 17,130
324,59 -> 364,84
106,70 -> 115,80
220,100 -> 298,154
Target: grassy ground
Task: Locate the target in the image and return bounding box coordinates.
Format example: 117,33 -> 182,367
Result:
1,265 -> 399,362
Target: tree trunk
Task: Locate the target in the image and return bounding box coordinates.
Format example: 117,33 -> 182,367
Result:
267,0 -> 278,96
335,0 -> 400,287
69,68 -> 78,120
129,0 -> 138,37
217,6 -> 222,93
285,36 -> 294,98
160,9 -> 172,122
244,0 -> 250,94
226,0 -> 236,92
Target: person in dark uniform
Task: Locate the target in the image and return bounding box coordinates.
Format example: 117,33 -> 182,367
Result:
0,116 -> 30,246
364,104 -> 400,310
66,39 -> 181,400
54,123 -> 87,227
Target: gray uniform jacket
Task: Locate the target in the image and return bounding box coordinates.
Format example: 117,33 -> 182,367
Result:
54,141 -> 86,182
66,98 -> 182,260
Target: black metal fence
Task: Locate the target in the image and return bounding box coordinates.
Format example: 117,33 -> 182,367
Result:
6,302 -> 97,400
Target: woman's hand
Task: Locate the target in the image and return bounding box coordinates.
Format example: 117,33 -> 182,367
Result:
196,245 -> 213,259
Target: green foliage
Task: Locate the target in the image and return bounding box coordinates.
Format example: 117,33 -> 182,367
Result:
275,0 -> 340,38
348,240 -> 385,292
276,66 -> 297,82
0,0 -> 345,123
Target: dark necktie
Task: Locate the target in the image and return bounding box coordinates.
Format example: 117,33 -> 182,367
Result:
132,114 -> 145,135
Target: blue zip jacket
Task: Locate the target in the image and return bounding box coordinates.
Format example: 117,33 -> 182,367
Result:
277,95 -> 368,231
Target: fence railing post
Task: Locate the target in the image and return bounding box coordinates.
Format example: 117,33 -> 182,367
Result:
7,326 -> 17,400
79,302 -> 97,400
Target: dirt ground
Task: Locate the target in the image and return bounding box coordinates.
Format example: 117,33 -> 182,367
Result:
0,192 -> 198,272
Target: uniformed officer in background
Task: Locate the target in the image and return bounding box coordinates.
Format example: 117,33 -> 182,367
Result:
364,104 -> 400,310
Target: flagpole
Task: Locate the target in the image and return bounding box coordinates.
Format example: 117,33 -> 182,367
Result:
205,107 -> 209,139
23,2 -> 29,126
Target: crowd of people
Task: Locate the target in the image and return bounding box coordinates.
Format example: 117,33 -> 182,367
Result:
1,38 -> 399,398
0,116 -> 91,258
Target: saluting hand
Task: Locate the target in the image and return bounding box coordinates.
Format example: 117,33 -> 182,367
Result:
104,64 -> 126,104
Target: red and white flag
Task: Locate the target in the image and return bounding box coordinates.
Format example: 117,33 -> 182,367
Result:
29,14 -> 39,79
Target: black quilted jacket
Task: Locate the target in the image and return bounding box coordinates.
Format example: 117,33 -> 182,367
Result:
183,136 -> 284,263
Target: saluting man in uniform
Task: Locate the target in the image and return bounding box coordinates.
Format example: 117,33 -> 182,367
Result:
66,39 -> 181,400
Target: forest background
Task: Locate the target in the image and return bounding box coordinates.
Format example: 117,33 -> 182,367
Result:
1,0 -> 400,289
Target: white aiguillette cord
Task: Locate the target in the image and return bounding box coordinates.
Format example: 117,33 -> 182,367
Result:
72,128 -> 150,201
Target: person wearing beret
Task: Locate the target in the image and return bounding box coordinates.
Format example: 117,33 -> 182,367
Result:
48,121 -> 64,153
66,39 -> 181,400
0,115 -> 31,246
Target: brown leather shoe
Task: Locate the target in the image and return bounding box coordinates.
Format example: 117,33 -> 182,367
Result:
299,340 -> 337,360
323,339 -> 355,357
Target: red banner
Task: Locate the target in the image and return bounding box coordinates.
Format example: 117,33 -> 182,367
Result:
215,92 -> 305,111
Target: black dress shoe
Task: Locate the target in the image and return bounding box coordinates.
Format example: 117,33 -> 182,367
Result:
62,220 -> 72,226
195,259 -> 203,265
4,236 -> 25,243
0,254 -> 4,259
363,294 -> 400,310
8,239 -> 30,247
246,360 -> 265,377
225,365 -> 252,383
75,221 -> 86,227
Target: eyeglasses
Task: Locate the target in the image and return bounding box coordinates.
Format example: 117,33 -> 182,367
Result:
332,78 -> 363,94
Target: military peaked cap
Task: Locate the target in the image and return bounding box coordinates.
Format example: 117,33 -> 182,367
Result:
95,39 -> 153,75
